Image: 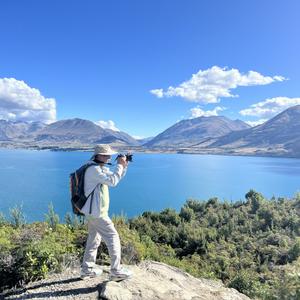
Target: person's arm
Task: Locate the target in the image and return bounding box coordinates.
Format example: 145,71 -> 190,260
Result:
92,156 -> 128,187
91,164 -> 125,187
121,166 -> 127,178
103,165 -> 127,180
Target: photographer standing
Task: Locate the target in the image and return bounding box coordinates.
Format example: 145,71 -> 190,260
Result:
80,144 -> 133,281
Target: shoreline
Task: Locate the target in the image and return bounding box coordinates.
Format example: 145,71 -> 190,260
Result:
0,143 -> 299,160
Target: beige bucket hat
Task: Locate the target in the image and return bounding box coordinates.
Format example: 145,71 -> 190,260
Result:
91,144 -> 118,160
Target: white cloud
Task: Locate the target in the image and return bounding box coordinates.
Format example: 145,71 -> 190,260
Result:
95,120 -> 120,132
239,97 -> 300,118
0,78 -> 56,123
245,119 -> 268,127
150,66 -> 286,103
150,89 -> 164,98
132,135 -> 145,140
190,106 -> 226,118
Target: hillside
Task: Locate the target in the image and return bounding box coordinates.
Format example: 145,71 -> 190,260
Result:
208,105 -> 300,156
34,118 -> 108,143
0,120 -> 45,141
144,116 -> 250,148
0,190 -> 299,299
0,118 -> 139,147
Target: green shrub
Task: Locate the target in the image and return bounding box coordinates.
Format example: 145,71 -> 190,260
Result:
9,204 -> 26,228
1,189 -> 300,300
44,203 -> 60,230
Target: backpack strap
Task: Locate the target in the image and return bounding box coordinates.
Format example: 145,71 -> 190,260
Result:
85,162 -> 102,214
87,184 -> 100,214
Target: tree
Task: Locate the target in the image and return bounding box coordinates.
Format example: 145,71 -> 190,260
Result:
245,189 -> 264,214
45,203 -> 59,230
0,212 -> 7,226
9,204 -> 25,228
179,207 -> 195,222
159,208 -> 181,226
288,238 -> 300,263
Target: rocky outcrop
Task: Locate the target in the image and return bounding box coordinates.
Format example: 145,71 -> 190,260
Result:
2,261 -> 250,300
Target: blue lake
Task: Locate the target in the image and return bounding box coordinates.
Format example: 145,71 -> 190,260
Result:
0,149 -> 300,222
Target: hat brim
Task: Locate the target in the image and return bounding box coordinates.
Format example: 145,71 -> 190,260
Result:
90,150 -> 118,160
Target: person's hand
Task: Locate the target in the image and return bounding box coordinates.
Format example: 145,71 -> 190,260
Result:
117,155 -> 128,168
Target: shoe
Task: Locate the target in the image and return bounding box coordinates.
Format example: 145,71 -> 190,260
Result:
80,267 -> 103,280
109,267 -> 133,282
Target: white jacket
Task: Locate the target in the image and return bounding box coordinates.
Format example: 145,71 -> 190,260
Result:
81,160 -> 127,218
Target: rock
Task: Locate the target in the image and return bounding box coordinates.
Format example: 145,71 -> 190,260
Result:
100,261 -> 250,300
100,282 -> 133,300
2,261 -> 251,300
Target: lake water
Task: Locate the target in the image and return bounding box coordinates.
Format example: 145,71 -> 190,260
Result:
0,149 -> 300,222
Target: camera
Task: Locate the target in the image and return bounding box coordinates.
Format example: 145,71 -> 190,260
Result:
116,153 -> 133,162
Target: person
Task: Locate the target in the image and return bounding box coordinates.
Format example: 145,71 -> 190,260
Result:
80,144 -> 133,281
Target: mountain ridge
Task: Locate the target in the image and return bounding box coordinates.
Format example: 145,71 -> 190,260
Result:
0,118 -> 140,146
1,105 -> 300,157
208,105 -> 300,156
144,115 -> 250,148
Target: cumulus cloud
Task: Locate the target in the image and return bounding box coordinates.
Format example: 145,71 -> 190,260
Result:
0,78 -> 56,123
150,66 -> 286,103
190,106 -> 226,118
95,120 -> 120,132
245,119 -> 268,127
239,97 -> 300,118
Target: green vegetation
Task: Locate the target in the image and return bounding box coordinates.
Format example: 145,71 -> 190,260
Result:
1,190 -> 300,300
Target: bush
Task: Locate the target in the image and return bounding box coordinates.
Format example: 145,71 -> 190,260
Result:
44,203 -> 60,230
9,204 -> 26,228
1,189 -> 300,300
0,222 -> 77,291
228,270 -> 262,298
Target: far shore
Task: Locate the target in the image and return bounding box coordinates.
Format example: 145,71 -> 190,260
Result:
0,142 -> 299,159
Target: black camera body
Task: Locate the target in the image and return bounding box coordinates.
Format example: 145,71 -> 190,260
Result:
116,153 -> 133,162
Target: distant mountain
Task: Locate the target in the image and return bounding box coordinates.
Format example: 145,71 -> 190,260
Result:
2,106 -> 300,157
0,118 -> 139,146
144,116 -> 250,148
35,118 -> 108,143
35,118 -> 139,146
210,105 -> 300,156
0,120 -> 46,140
27,121 -> 46,134
137,137 -> 154,145
101,128 -> 139,146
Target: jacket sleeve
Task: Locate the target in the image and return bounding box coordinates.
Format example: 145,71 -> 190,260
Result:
104,165 -> 128,179
89,164 -> 125,187
121,166 -> 128,178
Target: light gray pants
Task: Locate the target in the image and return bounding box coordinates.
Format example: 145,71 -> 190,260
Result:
82,216 -> 121,274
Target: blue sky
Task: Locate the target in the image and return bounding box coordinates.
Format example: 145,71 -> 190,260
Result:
0,1 -> 299,138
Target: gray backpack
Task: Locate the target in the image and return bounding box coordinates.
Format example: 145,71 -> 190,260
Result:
69,162 -> 98,215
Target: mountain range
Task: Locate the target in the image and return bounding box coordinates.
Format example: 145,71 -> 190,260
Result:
0,118 -> 139,147
34,118 -> 139,146
1,105 -> 300,157
144,116 -> 250,147
207,105 -> 300,157
0,120 -> 45,141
